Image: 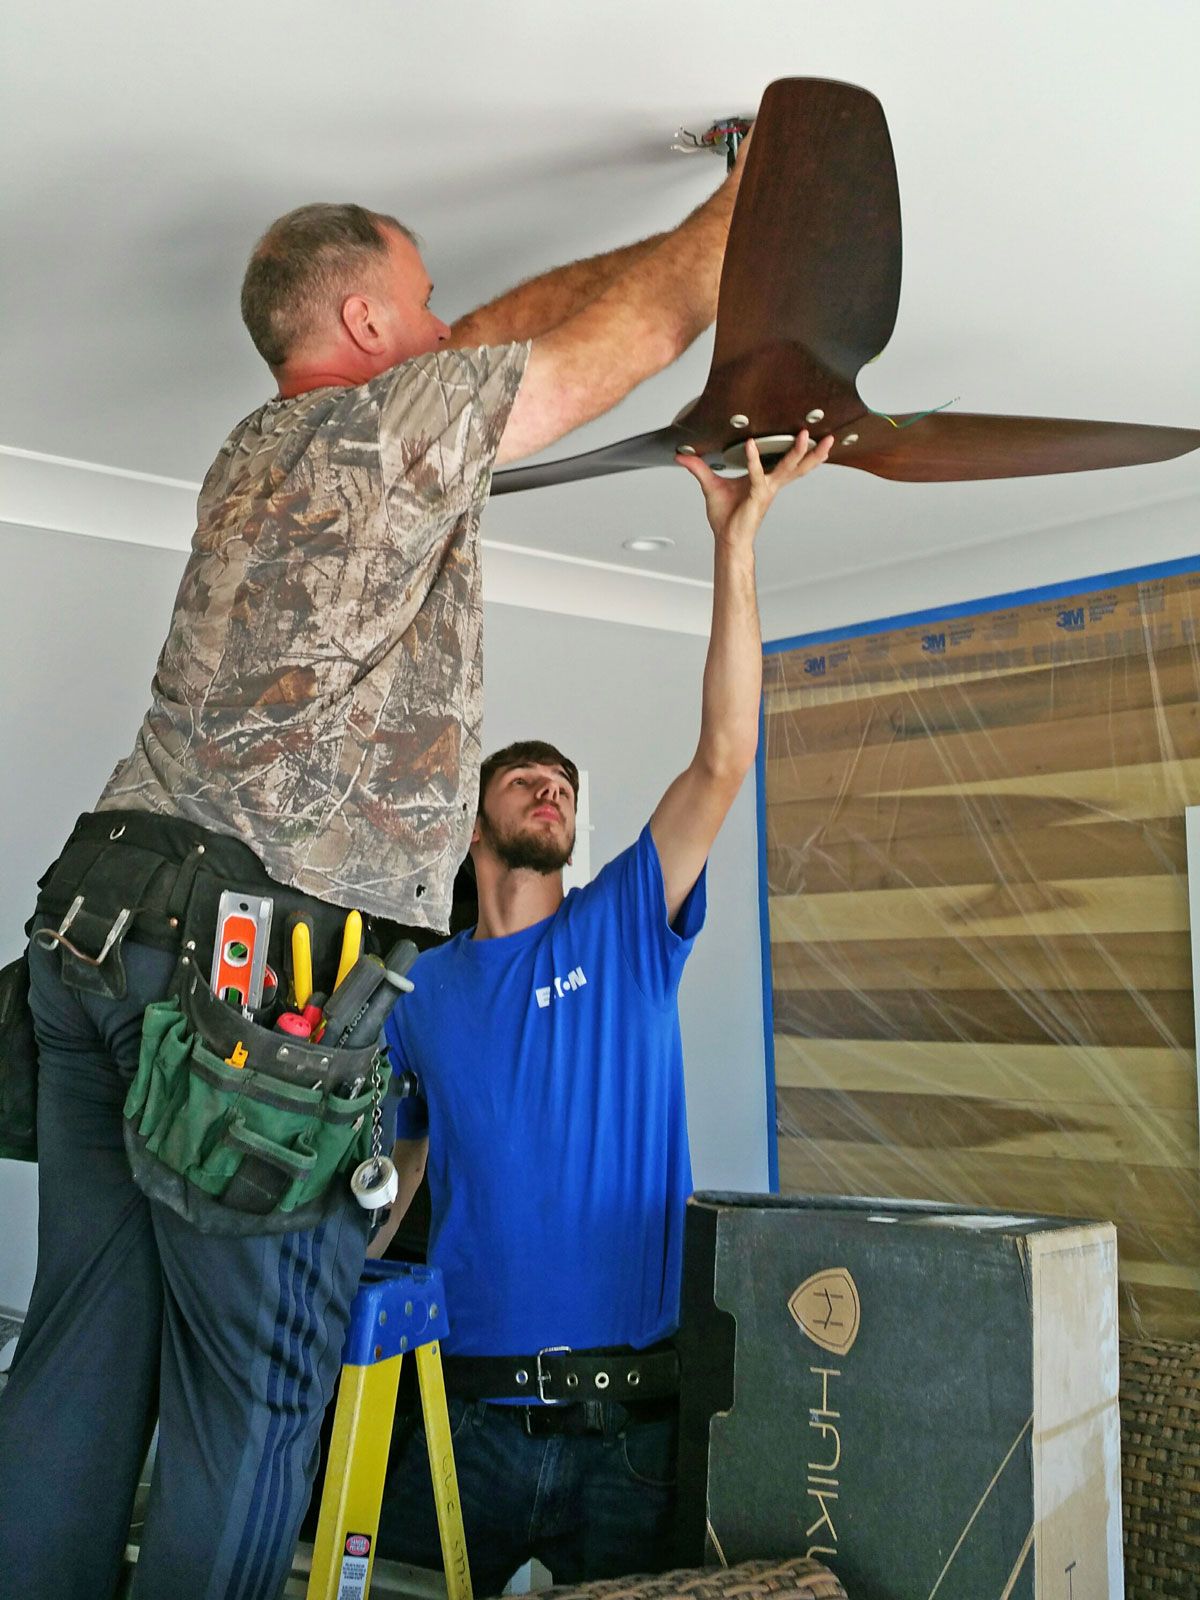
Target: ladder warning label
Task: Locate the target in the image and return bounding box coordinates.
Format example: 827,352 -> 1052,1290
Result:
338,1531 -> 372,1600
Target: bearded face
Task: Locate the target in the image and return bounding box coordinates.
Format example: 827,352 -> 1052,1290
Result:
476,802 -> 575,875
475,764 -> 577,876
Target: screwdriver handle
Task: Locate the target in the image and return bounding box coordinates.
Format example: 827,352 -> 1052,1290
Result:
287,913 -> 315,1009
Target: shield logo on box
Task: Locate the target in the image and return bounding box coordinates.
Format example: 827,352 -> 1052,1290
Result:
788,1268 -> 861,1354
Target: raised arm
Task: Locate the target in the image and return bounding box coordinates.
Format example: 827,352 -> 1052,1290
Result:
449,235 -> 667,347
493,134 -> 752,466
649,431 -> 833,923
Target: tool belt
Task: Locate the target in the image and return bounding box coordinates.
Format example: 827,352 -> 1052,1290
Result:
441,1343 -> 681,1405
5,809 -> 400,1234
32,809 -> 373,984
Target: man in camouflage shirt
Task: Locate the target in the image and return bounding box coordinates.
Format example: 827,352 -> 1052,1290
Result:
97,340 -> 525,930
0,158 -> 750,1600
98,176 -> 747,932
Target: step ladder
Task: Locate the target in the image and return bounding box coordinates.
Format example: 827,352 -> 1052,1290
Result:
307,1261 -> 471,1600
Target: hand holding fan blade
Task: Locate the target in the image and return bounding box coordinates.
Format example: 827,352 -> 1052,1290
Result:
491,78 -> 1197,496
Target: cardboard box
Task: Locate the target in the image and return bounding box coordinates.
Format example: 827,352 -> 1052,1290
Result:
676,1193 -> 1123,1599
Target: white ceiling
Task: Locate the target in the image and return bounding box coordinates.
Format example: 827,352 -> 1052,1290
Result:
4,0 -> 1198,605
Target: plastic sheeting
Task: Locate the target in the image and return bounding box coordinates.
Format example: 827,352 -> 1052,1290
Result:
759,560 -> 1200,1340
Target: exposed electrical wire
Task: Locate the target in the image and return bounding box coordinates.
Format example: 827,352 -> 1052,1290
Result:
673,116 -> 752,171
865,396 -> 960,429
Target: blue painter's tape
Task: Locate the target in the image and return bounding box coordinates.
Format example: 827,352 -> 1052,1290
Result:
764,553 -> 1200,655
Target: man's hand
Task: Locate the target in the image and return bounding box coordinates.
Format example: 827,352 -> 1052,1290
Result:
675,429 -> 833,547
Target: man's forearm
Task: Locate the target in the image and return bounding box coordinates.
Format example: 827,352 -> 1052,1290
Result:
494,173 -> 741,463
457,149 -> 742,354
450,234 -> 666,347
364,1137 -> 428,1260
582,175 -> 738,360
650,427 -> 824,920
697,535 -> 762,782
690,433 -> 830,781
646,527 -> 761,921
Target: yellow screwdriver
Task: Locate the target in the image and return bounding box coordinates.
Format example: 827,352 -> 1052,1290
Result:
334,909 -> 363,993
289,914 -> 314,1009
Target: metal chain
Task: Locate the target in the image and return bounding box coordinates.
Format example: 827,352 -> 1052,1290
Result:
368,1049 -> 384,1169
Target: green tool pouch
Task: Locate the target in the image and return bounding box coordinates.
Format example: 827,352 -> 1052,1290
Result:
124,956 -> 387,1236
0,952 -> 38,1162
15,808 -> 411,1222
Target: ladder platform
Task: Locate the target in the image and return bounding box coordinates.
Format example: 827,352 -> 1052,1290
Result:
344,1261 -> 449,1366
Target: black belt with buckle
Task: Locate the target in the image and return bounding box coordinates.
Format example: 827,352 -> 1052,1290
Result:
442,1343 -> 680,1405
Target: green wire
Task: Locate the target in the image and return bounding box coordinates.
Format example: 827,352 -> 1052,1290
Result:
864,396 -> 960,429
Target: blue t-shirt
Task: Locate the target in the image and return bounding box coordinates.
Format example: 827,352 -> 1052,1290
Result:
383,824 -> 705,1357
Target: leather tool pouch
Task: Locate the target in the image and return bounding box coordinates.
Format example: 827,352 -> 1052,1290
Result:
0,821 -> 150,1161
11,811 -> 219,1166
32,826 -> 178,1000
0,952 -> 38,1162
124,958 -> 385,1236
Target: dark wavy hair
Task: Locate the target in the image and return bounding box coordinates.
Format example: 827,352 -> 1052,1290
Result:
478,741 -> 580,810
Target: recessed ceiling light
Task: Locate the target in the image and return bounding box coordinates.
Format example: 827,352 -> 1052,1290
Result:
622,536 -> 675,553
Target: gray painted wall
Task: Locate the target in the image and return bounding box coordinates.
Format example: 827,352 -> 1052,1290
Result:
0,521 -> 769,1312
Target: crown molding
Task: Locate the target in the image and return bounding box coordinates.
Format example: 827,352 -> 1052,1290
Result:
12,444 -> 1192,647
0,445 -> 714,637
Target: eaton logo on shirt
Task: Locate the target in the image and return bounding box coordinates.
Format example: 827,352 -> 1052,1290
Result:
535,967 -> 588,1009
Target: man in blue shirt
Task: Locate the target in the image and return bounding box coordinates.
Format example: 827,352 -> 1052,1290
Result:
371,428 -> 832,1592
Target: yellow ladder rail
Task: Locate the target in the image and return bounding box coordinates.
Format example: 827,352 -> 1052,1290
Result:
416,1340 -> 471,1600
307,1262 -> 472,1600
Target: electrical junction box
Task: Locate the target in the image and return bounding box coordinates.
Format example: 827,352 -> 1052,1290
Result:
675,1192 -> 1123,1599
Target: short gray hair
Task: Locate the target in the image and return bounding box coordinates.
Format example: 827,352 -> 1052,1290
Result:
240,202 -> 417,370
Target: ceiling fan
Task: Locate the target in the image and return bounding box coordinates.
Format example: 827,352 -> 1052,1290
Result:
490,77 -> 1198,496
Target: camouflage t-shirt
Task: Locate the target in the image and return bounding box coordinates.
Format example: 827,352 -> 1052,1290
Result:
98,343 -> 529,931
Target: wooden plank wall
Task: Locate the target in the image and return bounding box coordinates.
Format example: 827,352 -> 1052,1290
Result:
762,568 -> 1200,1338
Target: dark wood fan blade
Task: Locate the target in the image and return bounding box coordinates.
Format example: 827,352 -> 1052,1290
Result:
830,411 -> 1200,481
718,78 -> 901,377
675,78 -> 901,451
490,427 -> 679,496
488,77 -> 1196,497
492,79 -> 901,489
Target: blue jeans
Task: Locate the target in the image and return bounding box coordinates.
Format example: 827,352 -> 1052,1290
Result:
0,929 -> 370,1600
376,1395 -> 678,1595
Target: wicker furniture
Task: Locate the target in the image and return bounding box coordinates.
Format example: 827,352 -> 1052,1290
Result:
1120,1337 -> 1200,1597
540,1558 -> 848,1600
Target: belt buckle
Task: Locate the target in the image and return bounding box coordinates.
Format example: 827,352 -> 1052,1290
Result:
535,1344 -> 571,1405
